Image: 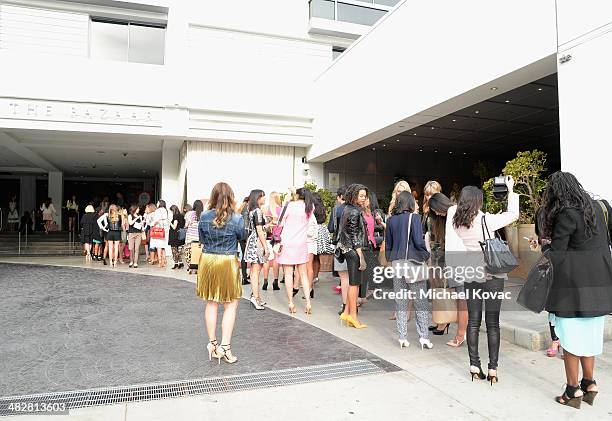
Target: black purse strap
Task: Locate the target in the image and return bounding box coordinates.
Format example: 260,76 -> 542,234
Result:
481,214 -> 491,240
277,203 -> 289,226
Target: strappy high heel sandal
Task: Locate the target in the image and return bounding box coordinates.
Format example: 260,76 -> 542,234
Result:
288,302 -> 297,314
305,302 -> 312,314
217,344 -> 237,364
556,384 -> 583,409
206,339 -> 218,361
487,369 -> 498,386
469,365 -> 486,381
580,378 -> 598,406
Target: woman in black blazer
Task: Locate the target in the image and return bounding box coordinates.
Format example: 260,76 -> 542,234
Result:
541,172 -> 612,408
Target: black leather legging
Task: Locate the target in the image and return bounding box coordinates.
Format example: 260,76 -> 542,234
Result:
239,240 -> 248,281
465,277 -> 504,370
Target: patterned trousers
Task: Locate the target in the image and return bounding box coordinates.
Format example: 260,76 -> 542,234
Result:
393,276 -> 431,341
171,246 -> 183,264
183,243 -> 192,267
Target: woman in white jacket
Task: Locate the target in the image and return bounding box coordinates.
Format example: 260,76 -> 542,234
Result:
445,176 -> 519,385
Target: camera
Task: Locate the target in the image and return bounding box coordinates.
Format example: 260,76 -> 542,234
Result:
492,175 -> 508,201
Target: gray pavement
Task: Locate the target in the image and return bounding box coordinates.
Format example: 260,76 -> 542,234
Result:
2,257 -> 612,420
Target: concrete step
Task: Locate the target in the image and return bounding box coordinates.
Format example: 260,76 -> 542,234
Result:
496,282 -> 612,351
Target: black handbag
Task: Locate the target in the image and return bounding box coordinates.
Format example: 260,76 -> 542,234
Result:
479,215 -> 519,274
517,251 -> 553,313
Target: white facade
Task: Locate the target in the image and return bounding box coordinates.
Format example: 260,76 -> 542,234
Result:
1,0 -> 612,225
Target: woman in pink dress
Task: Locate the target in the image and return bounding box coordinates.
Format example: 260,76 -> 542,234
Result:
276,188 -> 316,314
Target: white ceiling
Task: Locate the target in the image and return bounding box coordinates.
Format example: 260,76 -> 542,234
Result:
1,129 -> 163,177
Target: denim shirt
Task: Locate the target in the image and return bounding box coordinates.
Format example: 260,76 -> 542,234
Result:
198,210 -> 247,255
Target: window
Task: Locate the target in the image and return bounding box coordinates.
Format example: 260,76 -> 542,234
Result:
309,1 -> 389,26
90,18 -> 165,64
310,0 -> 335,19
337,2 -> 386,26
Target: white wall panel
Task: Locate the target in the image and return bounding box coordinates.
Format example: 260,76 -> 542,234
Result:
0,4 -> 88,57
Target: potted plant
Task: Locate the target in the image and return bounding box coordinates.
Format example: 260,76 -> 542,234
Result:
483,150 -> 548,261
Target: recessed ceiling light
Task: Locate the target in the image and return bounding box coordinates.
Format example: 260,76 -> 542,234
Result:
396,139 -> 400,142
413,133 -> 417,136
504,100 -> 510,103
431,126 -> 435,130
452,119 -> 457,122
372,147 -> 376,151
449,151 -> 453,154
419,149 -> 423,152
434,150 -> 438,153
382,144 -> 386,147
490,87 -> 498,91
463,152 -> 467,155
474,110 -> 480,114
537,87 -> 543,91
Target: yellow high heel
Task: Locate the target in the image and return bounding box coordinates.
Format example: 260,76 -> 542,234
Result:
339,313 -> 349,326
346,315 -> 367,329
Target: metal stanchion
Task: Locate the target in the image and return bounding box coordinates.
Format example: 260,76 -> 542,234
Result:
18,231 -> 21,255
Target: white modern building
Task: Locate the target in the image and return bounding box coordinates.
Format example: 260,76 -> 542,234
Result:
0,0 -> 611,228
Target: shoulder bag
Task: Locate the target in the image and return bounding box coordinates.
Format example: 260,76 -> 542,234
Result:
517,250 -> 553,313
316,224 -> 335,255
479,215 -> 518,274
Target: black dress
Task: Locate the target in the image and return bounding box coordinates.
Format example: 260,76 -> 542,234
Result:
80,213 -> 98,244
545,200 -> 612,318
169,214 -> 185,247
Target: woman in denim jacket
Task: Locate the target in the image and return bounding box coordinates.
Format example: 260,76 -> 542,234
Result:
197,182 -> 247,365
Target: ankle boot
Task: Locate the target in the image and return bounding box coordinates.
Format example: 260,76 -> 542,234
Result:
272,279 -> 280,290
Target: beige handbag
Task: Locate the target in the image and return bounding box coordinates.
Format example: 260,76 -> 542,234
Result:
432,280 -> 458,324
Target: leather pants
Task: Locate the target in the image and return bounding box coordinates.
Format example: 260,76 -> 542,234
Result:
465,277 -> 504,370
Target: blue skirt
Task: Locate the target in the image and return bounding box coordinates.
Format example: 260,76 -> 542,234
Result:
550,314 -> 605,356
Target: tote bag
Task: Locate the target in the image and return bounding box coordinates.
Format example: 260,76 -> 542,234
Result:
479,215 -> 518,274
517,250 -> 553,313
432,279 -> 458,324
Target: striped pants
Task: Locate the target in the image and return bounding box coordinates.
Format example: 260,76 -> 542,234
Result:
393,276 -> 431,341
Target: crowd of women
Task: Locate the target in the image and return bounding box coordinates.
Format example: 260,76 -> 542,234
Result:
78,171 -> 612,409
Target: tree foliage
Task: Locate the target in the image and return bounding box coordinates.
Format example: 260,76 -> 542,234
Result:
483,150 -> 547,224
303,181 -> 335,222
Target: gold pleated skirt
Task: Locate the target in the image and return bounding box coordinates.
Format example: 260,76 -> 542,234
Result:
196,253 -> 242,303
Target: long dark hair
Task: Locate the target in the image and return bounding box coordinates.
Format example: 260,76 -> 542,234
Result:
428,193 -> 453,247
248,189 -> 265,212
296,187 -> 315,215
394,191 -> 416,215
453,186 -> 483,229
312,192 -> 326,224
193,199 -> 204,220
157,199 -> 166,209
170,205 -> 180,217
367,191 -> 380,213
345,183 -> 368,206
540,171 -> 596,239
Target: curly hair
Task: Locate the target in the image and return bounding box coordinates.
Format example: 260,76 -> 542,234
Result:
345,183 -> 369,206
540,171 -> 596,239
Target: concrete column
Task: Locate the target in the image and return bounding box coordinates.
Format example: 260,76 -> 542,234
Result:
20,175 -> 37,216
161,139 -> 183,207
557,3 -> 612,200
48,171 -> 63,229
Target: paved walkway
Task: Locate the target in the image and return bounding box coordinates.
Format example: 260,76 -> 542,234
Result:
2,257 -> 612,420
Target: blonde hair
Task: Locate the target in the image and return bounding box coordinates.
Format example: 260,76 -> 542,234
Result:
268,191 -> 282,218
388,180 -> 411,215
422,180 -> 442,214
108,204 -> 119,223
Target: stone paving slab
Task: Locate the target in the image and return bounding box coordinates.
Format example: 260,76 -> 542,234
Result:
0,263 -> 396,398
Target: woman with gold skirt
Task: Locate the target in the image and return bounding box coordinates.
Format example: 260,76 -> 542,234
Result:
196,182 -> 247,364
